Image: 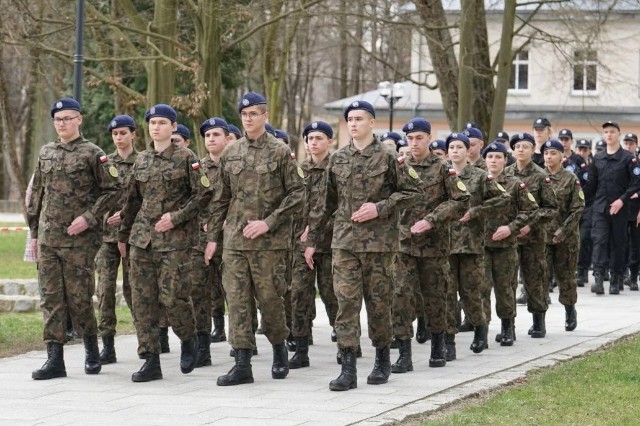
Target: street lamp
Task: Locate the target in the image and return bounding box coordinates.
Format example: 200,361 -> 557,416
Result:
378,81 -> 405,132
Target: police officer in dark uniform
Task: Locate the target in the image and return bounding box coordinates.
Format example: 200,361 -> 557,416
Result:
558,129 -> 586,178
622,133 -> 640,291
495,131 -> 515,166
575,138 -> 594,287
532,118 -> 553,168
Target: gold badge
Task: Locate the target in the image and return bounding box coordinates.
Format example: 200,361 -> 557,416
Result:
200,175 -> 210,187
496,183 -> 506,192
408,167 -> 419,180
579,190 -> 584,200
109,166 -> 119,178
457,181 -> 467,192
527,192 -> 535,202
297,167 -> 305,179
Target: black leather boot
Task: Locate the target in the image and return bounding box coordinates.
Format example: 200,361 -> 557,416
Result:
131,353 -> 162,382
195,332 -> 212,367
565,305 -> 577,331
592,270 -> 605,294
516,287 -> 528,305
159,327 -> 170,353
530,312 -> 546,338
631,274 -> 639,291
180,336 -> 198,374
99,335 -> 117,364
458,317 -> 474,332
329,348 -> 357,391
83,335 -> 101,375
500,318 -> 514,346
217,349 -> 254,386
32,342 -> 66,380
429,332 -> 447,367
272,342 -> 289,379
289,336 -> 310,369
391,339 -> 413,373
470,324 -> 488,353
609,273 -> 620,295
445,333 -> 456,361
367,345 -> 391,384
210,316 -> 226,343
415,317 -> 430,343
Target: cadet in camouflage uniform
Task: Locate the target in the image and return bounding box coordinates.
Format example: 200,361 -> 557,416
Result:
390,118 -> 469,375
96,115 -> 138,365
543,140 -> 585,331
445,133 -> 510,359
204,92 -> 304,386
506,132 -> 558,338
118,104 -> 211,382
29,98 -> 121,380
305,103 -> 423,391
482,142 -> 538,346
463,127 -> 487,170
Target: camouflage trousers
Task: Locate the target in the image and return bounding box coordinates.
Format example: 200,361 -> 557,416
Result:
447,253 -> 487,334
130,245 -> 196,354
222,249 -> 289,350
333,249 -> 393,349
290,249 -> 338,337
546,238 -> 579,306
96,242 -> 132,337
209,255 -> 226,318
190,249 -> 213,334
38,244 -> 99,343
518,241 -> 549,313
484,246 -> 518,320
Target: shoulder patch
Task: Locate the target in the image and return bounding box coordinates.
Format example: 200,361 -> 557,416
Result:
634,167 -> 640,176
191,162 -> 201,171
579,190 -> 585,200
297,166 -> 305,179
448,168 -> 457,176
527,192 -> 536,202
397,156 -> 405,164
487,174 -> 494,181
496,182 -> 506,192
99,155 -> 108,163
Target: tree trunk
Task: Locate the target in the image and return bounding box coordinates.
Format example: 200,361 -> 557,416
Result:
490,0 -> 517,139
147,0 -> 177,105
457,0 -> 474,130
471,0 -> 494,137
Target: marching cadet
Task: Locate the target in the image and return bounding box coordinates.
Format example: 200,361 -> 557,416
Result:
380,131 -> 403,153
29,98 -> 120,380
96,115 -> 138,364
463,127 -> 487,170
622,133 -> 640,291
532,117 -> 553,167
482,141 -> 538,346
172,124 -> 192,148
428,139 -> 447,160
543,140 -> 584,331
305,103 -> 423,391
575,138 -> 594,287
558,128 -> 586,177
118,104 -> 211,382
445,132 -> 510,358
507,132 -> 558,338
396,137 -> 410,158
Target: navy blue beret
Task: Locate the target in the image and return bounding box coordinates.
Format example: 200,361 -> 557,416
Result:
541,139 -> 564,153
303,121 -> 333,139
446,132 -> 470,149
265,123 -> 276,136
533,117 -> 551,128
402,117 -> 431,134
509,132 -> 535,150
238,92 -> 267,113
173,124 -> 191,140
495,131 -> 509,141
50,97 -> 81,118
107,115 -> 136,132
558,128 -> 573,139
274,129 -> 289,142
381,131 -> 402,143
343,100 -> 375,121
464,127 -> 483,140
482,140 -> 509,158
199,117 -> 229,137
227,124 -> 242,139
144,104 -> 177,123
429,139 -> 447,152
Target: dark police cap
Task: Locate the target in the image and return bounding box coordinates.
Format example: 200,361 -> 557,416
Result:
482,140 -> 509,158
509,132 -> 535,150
227,124 -> 242,139
595,140 -> 605,151
575,138 -> 592,149
623,133 -> 638,144
446,132 -> 470,149
402,117 -> 431,134
381,131 -> 403,143
144,104 -> 177,123
199,117 -> 229,137
50,97 -> 81,118
463,127 -> 483,140
343,100 -> 375,121
238,92 -> 267,113
303,121 -> 333,139
396,137 -> 408,151
533,117 -> 551,128
107,115 -> 136,132
265,123 -> 276,136
558,129 -> 573,139
541,139 -> 564,153
173,124 -> 191,140
274,129 -> 289,142
495,131 -> 509,141
602,120 -> 620,131
429,139 -> 447,152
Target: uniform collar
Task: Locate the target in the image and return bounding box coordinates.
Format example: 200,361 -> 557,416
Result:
149,141 -> 177,159
55,136 -> 84,151
247,131 -> 270,148
347,137 -> 380,157
112,150 -> 137,164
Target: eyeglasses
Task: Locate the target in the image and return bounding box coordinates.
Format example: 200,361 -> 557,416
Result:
52,116 -> 80,125
240,111 -> 265,120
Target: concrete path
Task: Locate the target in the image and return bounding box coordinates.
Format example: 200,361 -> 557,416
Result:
2,281 -> 640,426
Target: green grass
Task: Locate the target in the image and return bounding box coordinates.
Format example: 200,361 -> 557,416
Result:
419,334 -> 640,425
0,231 -> 37,279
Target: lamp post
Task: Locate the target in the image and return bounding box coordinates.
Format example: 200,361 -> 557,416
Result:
378,81 -> 405,132
73,0 -> 85,103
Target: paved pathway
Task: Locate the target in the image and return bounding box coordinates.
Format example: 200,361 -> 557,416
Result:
2,281 -> 640,426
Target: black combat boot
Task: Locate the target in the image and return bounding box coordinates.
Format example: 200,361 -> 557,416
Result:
575,268 -> 587,287
500,318 -> 514,346
195,332 -> 211,368
603,269 -> 610,281
271,342 -> 289,379
367,345 -> 391,384
131,353 -> 162,382
217,349 -> 254,386
630,274 -> 639,291
99,335 -> 117,364
159,327 -> 170,353
470,324 -> 488,353
289,336 -> 310,369
84,335 -> 101,375
592,270 -> 605,294
429,332 -> 447,367
210,316 -> 226,343
391,339 -> 413,373
516,287 -> 528,305
565,305 -> 577,331
457,317 -> 474,332
445,333 -> 456,361
530,312 -> 546,338
179,336 -> 198,374
609,273 -> 620,295
415,317 -> 430,343
331,327 -> 337,342
32,342 -> 66,380
329,348 -> 357,391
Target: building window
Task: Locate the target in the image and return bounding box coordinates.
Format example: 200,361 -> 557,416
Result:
509,50 -> 529,91
573,50 -> 597,92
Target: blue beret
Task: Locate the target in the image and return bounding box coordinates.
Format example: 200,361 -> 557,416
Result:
482,140 -> 509,158
541,139 -> 564,153
227,124 -> 242,139
144,104 -> 177,123
303,121 -> 333,139
238,92 -> 267,113
446,132 -> 470,149
533,117 -> 551,128
396,138 -> 408,151
429,139 -> 447,152
199,117 -> 229,137
495,131 -> 509,141
343,100 -> 375,121
381,131 -> 402,143
274,129 -> 289,142
558,128 -> 573,139
509,132 -> 535,150
402,117 -> 431,134
265,123 -> 276,136
463,127 -> 483,140
107,115 -> 136,132
50,97 -> 81,118
173,124 -> 191,140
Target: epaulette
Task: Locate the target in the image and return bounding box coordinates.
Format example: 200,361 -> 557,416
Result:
99,155 -> 108,163
448,168 -> 457,176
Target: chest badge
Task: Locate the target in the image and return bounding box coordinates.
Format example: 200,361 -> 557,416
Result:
408,167 -> 419,180
456,181 -> 467,192
109,166 -> 119,178
200,175 -> 210,187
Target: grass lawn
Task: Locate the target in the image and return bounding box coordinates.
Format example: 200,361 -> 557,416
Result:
0,231 -> 37,279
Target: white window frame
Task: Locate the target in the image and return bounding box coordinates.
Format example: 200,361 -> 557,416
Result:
571,50 -> 598,96
508,50 -> 530,94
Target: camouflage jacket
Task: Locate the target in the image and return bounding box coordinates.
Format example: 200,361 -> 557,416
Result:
102,151 -> 137,244
545,167 -> 585,245
484,171 -> 539,248
449,165 -> 511,254
471,156 -> 487,171
307,138 -> 424,253
297,156 -> 333,253
193,156 -> 221,254
28,136 -> 121,248
118,142 -> 212,251
206,132 -> 304,251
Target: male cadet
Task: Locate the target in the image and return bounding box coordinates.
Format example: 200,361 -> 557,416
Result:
622,133 -> 640,291
204,92 -> 304,386
532,117 -> 553,167
391,120 -> 468,373
575,138 -> 594,287
118,104 -> 210,382
172,124 -> 192,148
96,115 -> 137,364
381,131 -> 403,153
29,98 -> 120,380
585,122 -> 640,294
305,103 -> 423,391
495,131 -> 516,166
288,120 -> 339,369
558,128 -> 586,176
396,137 -> 410,157
463,127 -> 487,170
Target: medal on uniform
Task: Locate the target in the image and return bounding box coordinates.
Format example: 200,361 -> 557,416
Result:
297,167 -> 305,178
457,181 -> 467,191
527,192 -> 535,202
109,166 -> 119,178
496,183 -> 506,192
200,175 -> 210,187
408,167 -> 419,180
